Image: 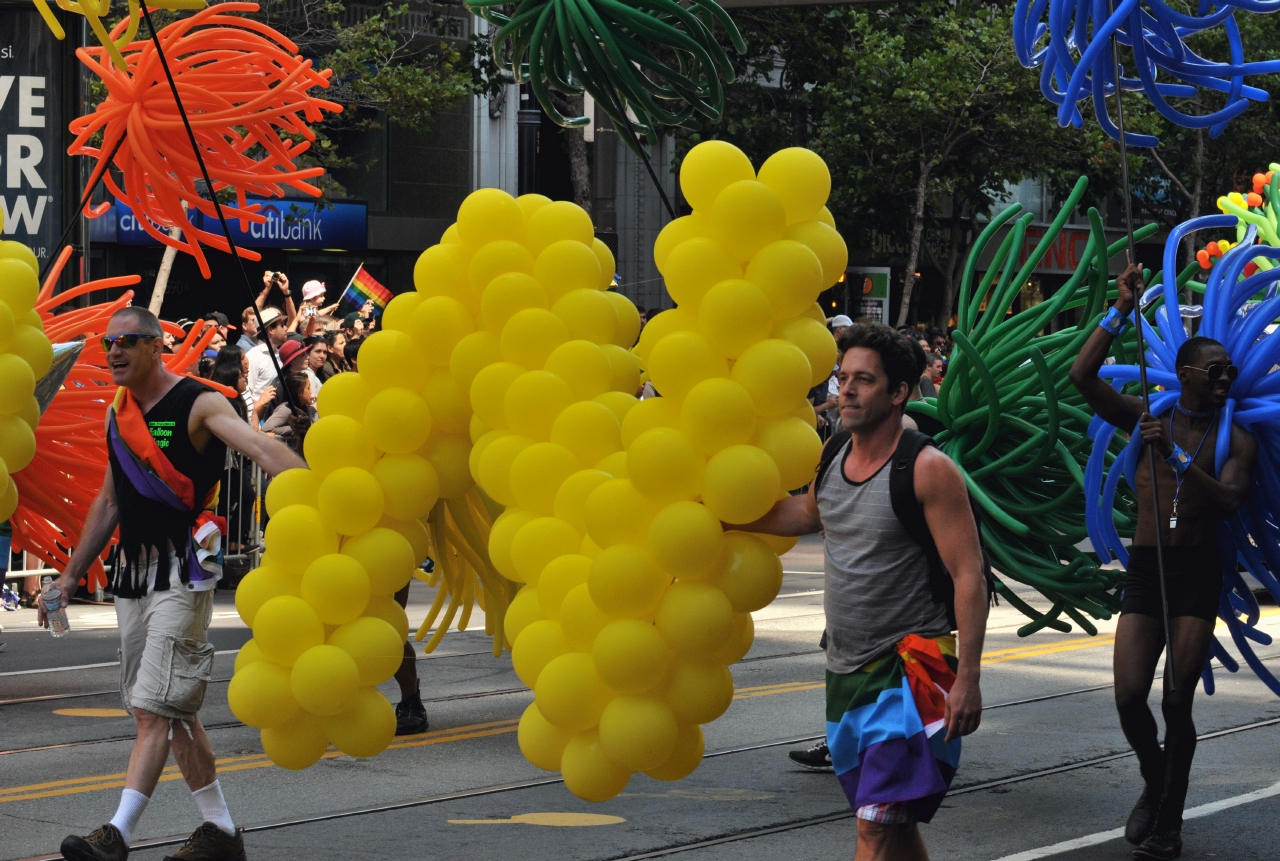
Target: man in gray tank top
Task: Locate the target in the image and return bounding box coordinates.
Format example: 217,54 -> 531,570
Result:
742,323 -> 988,861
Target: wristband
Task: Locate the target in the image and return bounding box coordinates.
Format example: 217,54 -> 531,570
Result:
1166,444 -> 1193,475
1098,306 -> 1129,336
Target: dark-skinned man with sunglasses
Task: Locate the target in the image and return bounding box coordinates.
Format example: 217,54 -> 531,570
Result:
1070,265 -> 1257,860
44,307 -> 305,861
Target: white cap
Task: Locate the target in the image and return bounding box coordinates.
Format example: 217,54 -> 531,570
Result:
301,280 -> 326,301
830,314 -> 854,328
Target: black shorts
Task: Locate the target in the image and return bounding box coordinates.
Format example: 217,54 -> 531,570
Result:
1122,543 -> 1224,623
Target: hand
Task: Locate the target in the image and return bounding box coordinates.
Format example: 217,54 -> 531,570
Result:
262,271 -> 274,290
254,386 -> 276,414
944,674 -> 982,742
1139,412 -> 1173,458
362,300 -> 375,317
36,575 -> 74,628
288,410 -> 313,438
278,274 -> 290,296
1115,264 -> 1143,313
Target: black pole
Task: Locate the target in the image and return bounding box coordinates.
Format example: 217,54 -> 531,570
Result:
1110,6 -> 1176,685
139,5 -> 298,412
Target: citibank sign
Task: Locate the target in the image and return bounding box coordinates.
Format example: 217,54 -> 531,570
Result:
96,197 -> 367,250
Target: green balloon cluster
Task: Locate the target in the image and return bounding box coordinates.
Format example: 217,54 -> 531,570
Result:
908,176 -> 1196,637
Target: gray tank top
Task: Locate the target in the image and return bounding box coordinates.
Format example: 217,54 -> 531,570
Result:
816,439 -> 951,673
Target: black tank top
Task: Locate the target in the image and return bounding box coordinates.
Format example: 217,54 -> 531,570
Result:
109,377 -> 227,596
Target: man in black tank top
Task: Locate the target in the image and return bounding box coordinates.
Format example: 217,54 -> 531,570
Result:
43,308 -> 305,861
1070,266 -> 1258,860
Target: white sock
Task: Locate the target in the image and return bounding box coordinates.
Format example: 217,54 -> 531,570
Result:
109,788 -> 150,844
192,780 -> 236,836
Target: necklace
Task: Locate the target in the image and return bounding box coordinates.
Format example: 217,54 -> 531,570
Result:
1167,409 -> 1217,531
1174,401 -> 1214,419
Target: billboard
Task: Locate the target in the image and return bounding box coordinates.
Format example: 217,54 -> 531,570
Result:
849,267 -> 891,324
0,7 -> 62,260
91,197 -> 368,250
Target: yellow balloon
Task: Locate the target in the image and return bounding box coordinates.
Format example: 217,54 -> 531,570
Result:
409,295 -> 474,365
519,702 -> 573,771
715,532 -> 783,612
525,200 -> 594,256
414,243 -> 469,306
0,302 -> 14,354
253,595 -> 325,666
228,657 -> 299,728
633,309 -> 695,365
315,371 -> 372,420
422,433 -> 474,499
470,428 -> 508,483
469,361 -> 525,429
628,427 -> 705,505
535,652 -> 613,731
679,140 -> 755,212
697,279 -> 773,360
593,619 -> 670,694
304,415 -> 378,475
550,401 -> 621,469
817,206 -> 836,228
600,343 -> 640,395
16,395 -> 38,429
342,527 -> 416,596
235,565 -> 302,626
422,368 -> 471,435
505,371 -> 573,441
470,413 -> 490,444
363,593 -> 410,641
731,339 -> 812,417
747,240 -> 824,320
605,292 -> 641,348
364,387 -> 432,454
380,516 -> 433,567
511,516 -> 581,584
449,330 -> 502,393
234,638 -> 264,673
786,220 -> 848,288
655,582 -> 734,657
648,500 -> 724,580
773,315 -> 837,388
664,659 -> 733,724
323,688 -> 396,757
702,444 -> 781,524
750,528 -> 799,556
0,354 -> 34,410
559,582 -> 614,651
664,238 -> 743,311
504,584 -> 542,645
13,326 -> 51,380
538,553 -> 593,619
0,240 -> 39,273
584,478 -> 659,548
512,619 -> 569,687
595,450 -> 629,478
357,331 -> 427,391
264,468 -> 319,517
262,711 -> 330,770
790,401 -> 818,430
712,612 -> 755,665
593,391 -> 638,423
653,214 -> 714,274
441,223 -> 462,245
517,192 -> 553,219
681,378 -> 756,455
0,258 -> 38,314
757,147 -> 831,224
553,468 -> 613,533
544,339 -> 611,400
481,272 -> 547,333
317,467 -> 385,536
581,533 -> 602,559
712,180 -> 786,262
510,442 -> 580,515
456,187 -> 525,250
381,291 -> 421,332
469,240 -> 536,308
0,476 -> 15,523
327,616 -> 404,685
619,397 -> 680,449
301,553 -> 371,624
588,544 -> 669,618
489,509 -> 538,580
562,730 -> 631,802
0,415 -> 34,471
644,723 -> 705,781
754,416 -> 823,491
535,240 -> 600,301
291,645 -> 360,716
599,695 -> 679,772
592,238 -> 616,289
501,307 -> 569,369
552,288 -> 617,345
646,331 -> 727,401
264,505 -> 339,574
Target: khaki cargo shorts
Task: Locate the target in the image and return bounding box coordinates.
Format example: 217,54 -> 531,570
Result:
117,556 -> 216,722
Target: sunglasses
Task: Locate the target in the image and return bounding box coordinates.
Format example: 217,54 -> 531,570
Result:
1184,362 -> 1238,383
100,333 -> 158,351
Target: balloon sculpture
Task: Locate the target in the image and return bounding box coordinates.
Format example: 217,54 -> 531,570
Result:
1087,161 -> 1280,695
68,3 -> 342,278
31,0 -> 206,71
1013,0 -> 1280,145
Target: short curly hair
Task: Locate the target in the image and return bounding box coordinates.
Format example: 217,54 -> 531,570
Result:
837,323 -> 927,401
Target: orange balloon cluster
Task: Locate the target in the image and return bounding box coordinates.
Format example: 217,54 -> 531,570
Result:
68,2 -> 342,277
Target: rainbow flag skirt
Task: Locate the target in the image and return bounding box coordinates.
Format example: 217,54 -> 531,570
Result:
825,633 -> 961,823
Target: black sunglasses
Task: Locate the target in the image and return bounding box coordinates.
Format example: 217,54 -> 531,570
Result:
1184,362 -> 1238,383
101,333 -> 158,351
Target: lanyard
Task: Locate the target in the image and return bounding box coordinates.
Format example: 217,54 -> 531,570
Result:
1168,409 -> 1216,530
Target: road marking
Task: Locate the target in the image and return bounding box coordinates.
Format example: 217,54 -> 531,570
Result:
623,788 -> 773,801
448,812 -> 625,826
986,779 -> 1280,861
52,709 -> 129,718
983,636 -> 1116,665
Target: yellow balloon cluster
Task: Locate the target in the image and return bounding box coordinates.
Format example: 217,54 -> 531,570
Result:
0,239 -> 52,523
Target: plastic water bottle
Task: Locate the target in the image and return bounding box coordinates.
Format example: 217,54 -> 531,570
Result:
41,576 -> 69,638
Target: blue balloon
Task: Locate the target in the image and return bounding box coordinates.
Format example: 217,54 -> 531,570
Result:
1014,0 -> 1280,144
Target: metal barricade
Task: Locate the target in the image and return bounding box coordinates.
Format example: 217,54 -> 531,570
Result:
219,448 -> 264,582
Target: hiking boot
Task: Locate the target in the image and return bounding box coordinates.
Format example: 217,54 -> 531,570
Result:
162,823 -> 246,861
1125,786 -> 1160,845
395,693 -> 429,736
788,739 -> 833,771
60,824 -> 128,861
1132,829 -> 1182,860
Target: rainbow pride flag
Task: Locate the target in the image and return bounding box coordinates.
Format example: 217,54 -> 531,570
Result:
340,264 -> 393,310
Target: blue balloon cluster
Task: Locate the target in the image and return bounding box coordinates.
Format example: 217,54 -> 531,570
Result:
1014,0 -> 1280,145
1085,213 -> 1280,695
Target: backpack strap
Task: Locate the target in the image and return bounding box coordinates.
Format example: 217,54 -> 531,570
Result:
813,428 -> 852,492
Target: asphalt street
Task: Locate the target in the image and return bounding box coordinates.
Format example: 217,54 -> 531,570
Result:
3,535 -> 1279,861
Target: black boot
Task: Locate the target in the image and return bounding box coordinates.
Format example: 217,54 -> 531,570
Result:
1132,828 -> 1182,860
1125,785 -> 1161,845
395,691 -> 428,736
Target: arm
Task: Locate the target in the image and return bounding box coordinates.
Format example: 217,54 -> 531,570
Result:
915,447 -> 987,741
41,480 -> 119,627
256,272 -> 273,310
1068,264 -> 1145,430
736,484 -> 822,537
279,275 -> 297,328
197,392 -> 306,476
1139,419 -> 1258,516
253,385 -> 277,424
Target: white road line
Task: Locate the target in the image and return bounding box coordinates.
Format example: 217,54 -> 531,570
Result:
0,650 -> 241,677
987,780 -> 1280,861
